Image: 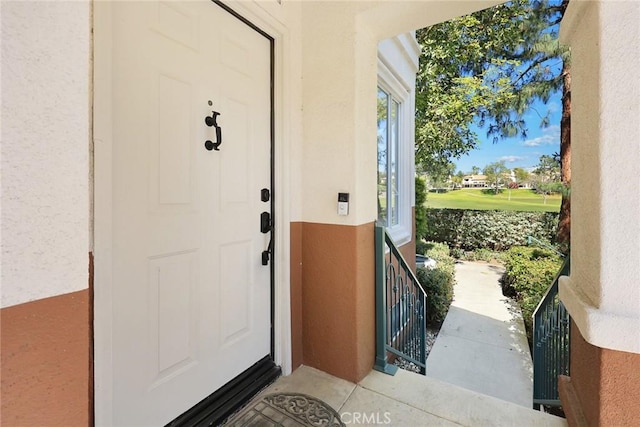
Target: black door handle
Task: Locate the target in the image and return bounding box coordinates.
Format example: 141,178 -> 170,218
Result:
260,212 -> 271,234
204,108 -> 222,151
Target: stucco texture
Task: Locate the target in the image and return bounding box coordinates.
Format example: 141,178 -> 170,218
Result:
1,289 -> 91,426
1,0 -> 91,308
299,222 -> 376,383
558,0 -> 640,354
564,321 -> 640,426
290,222 -> 304,371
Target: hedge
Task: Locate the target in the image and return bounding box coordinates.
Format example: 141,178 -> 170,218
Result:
422,208 -> 559,251
501,246 -> 564,343
416,242 -> 456,326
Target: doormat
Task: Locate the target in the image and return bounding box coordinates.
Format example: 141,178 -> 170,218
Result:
225,393 -> 345,427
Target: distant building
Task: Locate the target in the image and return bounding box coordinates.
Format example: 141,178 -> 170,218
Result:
462,174 -> 488,188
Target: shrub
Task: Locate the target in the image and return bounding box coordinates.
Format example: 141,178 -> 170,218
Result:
461,248 -> 508,263
423,208 -> 559,251
462,248 -> 496,262
415,177 -> 428,241
423,241 -> 450,260
501,246 -> 564,342
415,239 -> 429,256
417,267 -> 454,326
449,247 -> 464,259
416,242 -> 456,326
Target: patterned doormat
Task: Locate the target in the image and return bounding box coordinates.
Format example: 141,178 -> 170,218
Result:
225,393 -> 345,427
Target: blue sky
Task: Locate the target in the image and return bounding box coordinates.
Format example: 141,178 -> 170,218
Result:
454,92 -> 562,174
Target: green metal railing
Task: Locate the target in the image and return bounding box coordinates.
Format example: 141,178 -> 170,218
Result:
374,223 -> 427,375
527,235 -> 566,258
532,256 -> 571,409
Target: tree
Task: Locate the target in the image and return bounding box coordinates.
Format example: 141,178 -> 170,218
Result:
415,0 -> 571,246
450,170 -> 465,189
470,166 -> 481,175
513,167 -> 531,187
425,160 -> 456,192
483,161 -> 509,194
556,58 -> 571,248
533,154 -> 561,204
535,154 -> 561,182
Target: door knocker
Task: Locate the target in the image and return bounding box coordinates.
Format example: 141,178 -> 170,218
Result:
204,100 -> 222,151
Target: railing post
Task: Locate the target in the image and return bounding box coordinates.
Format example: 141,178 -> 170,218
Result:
374,224 -> 398,375
420,294 -> 427,375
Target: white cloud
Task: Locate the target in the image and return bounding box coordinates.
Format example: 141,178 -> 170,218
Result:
547,102 -> 561,113
523,125 -> 560,147
499,155 -> 526,163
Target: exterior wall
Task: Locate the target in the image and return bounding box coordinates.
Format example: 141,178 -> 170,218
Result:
290,222 -> 304,371
289,212 -> 416,377
559,321 -> 640,427
1,290 -> 91,426
558,1 -> 640,424
292,1 -> 507,382
299,222 -> 376,383
558,0 -> 640,354
298,1 -> 503,226
1,1 -> 92,423
295,2 -> 427,380
1,1 -> 91,307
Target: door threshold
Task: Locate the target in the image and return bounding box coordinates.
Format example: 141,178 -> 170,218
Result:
166,356 -> 281,427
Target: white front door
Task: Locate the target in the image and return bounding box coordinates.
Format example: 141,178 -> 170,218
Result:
105,2 -> 272,425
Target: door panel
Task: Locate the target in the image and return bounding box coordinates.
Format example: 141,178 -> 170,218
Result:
108,2 -> 272,425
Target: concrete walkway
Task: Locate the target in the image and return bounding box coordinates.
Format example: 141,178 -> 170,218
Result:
227,261 -> 566,425
232,365 -> 565,426
425,261 -> 534,407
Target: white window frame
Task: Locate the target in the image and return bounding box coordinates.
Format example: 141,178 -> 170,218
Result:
377,59 -> 413,246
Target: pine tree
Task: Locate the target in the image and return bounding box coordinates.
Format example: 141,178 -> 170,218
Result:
415,0 -> 570,247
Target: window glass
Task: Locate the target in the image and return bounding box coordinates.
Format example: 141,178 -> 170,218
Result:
390,99 -> 399,226
377,87 -> 400,227
377,88 -> 388,224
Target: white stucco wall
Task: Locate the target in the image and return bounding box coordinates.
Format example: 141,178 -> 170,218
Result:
559,0 -> 640,353
299,0 -> 503,226
1,1 -> 91,308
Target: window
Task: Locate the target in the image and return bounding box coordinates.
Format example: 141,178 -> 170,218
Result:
376,34 -> 418,246
377,87 -> 400,227
376,57 -> 414,245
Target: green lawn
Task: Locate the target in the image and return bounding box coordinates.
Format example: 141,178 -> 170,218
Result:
425,188 -> 561,212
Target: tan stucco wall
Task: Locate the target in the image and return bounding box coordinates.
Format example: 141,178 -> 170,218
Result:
558,1 -> 640,423
561,321 -> 640,426
559,0 -> 640,354
290,222 -> 304,371
290,216 -> 416,382
299,222 -> 376,383
1,290 -> 91,426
